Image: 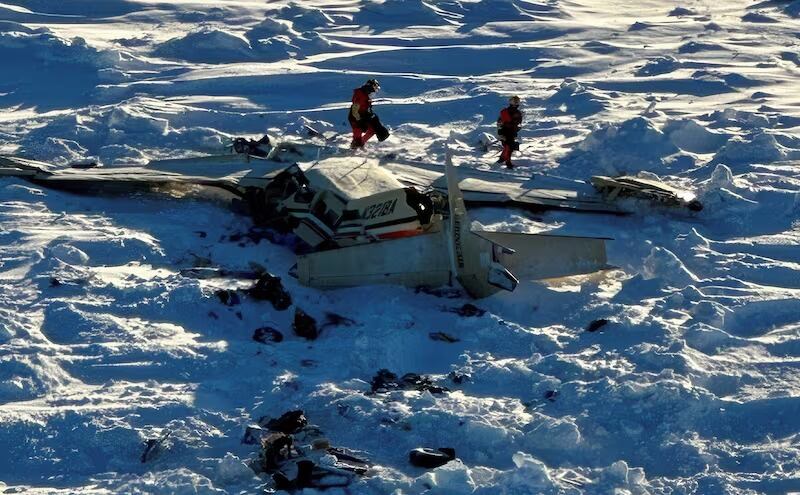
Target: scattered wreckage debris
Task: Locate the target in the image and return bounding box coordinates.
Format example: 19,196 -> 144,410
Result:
141,429 -> 171,463
591,175 -> 703,212
215,288 -> 241,306
1,137 -> 699,298
211,273 -> 293,310
246,410 -> 371,491
370,369 -> 449,394
264,410 -> 308,434
246,273 -> 292,310
409,447 -> 457,469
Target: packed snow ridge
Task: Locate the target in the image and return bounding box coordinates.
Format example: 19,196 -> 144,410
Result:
1,0 -> 800,493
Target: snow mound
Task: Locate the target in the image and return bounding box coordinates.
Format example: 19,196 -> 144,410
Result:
636,56 -> 681,76
108,105 -> 169,136
0,355 -> 77,402
0,21 -> 47,35
642,247 -> 700,288
456,0 -> 555,27
413,460 -> 478,493
786,1 -> 800,17
274,2 -> 336,31
0,26 -> 114,68
543,80 -> 606,118
560,117 -> 682,175
245,18 -> 294,42
354,0 -> 447,28
742,11 -> 779,23
706,108 -> 771,129
712,132 -> 792,165
25,137 -> 89,165
99,144 -> 149,165
49,244 -> 90,265
669,6 -> 697,16
214,453 -> 255,485
245,18 -> 335,60
663,119 -> 729,154
153,28 -> 254,63
678,41 -> 724,54
111,468 -> 224,494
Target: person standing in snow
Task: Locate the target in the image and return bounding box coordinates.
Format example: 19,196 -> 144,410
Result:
348,78 -> 389,149
496,95 -> 523,168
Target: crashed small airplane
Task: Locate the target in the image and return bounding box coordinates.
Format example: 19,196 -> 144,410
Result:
0,136 -> 699,298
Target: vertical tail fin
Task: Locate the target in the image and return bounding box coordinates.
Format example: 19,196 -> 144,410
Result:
444,146 -> 518,297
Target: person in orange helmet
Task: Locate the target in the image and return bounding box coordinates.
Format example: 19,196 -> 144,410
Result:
496,95 -> 523,168
348,78 -> 389,149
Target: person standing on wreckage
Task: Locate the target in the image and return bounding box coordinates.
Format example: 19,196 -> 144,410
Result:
496,95 -> 523,169
348,78 -> 390,149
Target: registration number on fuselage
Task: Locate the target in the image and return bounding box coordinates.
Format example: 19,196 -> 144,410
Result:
362,198 -> 398,220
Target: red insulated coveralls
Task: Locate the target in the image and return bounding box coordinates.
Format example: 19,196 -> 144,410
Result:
349,86 -> 375,147
497,105 -> 523,164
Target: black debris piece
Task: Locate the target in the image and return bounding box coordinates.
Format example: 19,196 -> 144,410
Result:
370,369 -> 401,393
215,289 -> 241,306
264,410 -> 308,434
402,373 -> 449,394
247,273 -> 292,310
242,424 -> 265,445
448,371 -> 471,384
229,226 -> 281,246
69,160 -> 99,169
49,277 -> 61,287
450,303 -> 486,317
328,447 -> 370,475
248,261 -> 267,275
409,447 -> 456,469
141,430 -> 171,463
293,308 -> 318,340
370,369 -> 449,394
544,390 -> 559,402
259,432 -> 294,471
414,286 -> 464,299
253,327 -> 284,344
586,318 -> 610,332
320,312 -> 356,330
429,331 -> 460,343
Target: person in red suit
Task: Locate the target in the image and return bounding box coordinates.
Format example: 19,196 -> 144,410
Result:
348,79 -> 388,149
497,95 -> 523,168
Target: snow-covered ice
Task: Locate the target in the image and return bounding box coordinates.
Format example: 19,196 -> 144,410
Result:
1,0 -> 800,493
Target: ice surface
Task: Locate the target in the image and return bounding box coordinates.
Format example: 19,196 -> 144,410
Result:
1,0 -> 800,493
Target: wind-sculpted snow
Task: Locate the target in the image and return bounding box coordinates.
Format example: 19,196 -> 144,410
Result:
2,0 -> 800,494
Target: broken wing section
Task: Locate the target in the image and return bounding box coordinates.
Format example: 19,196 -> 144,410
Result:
474,231 -> 610,280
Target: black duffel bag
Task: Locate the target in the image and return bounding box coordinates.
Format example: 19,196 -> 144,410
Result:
370,114 -> 390,142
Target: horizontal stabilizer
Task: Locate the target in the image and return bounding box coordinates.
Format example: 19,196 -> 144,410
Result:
475,231 -> 610,280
